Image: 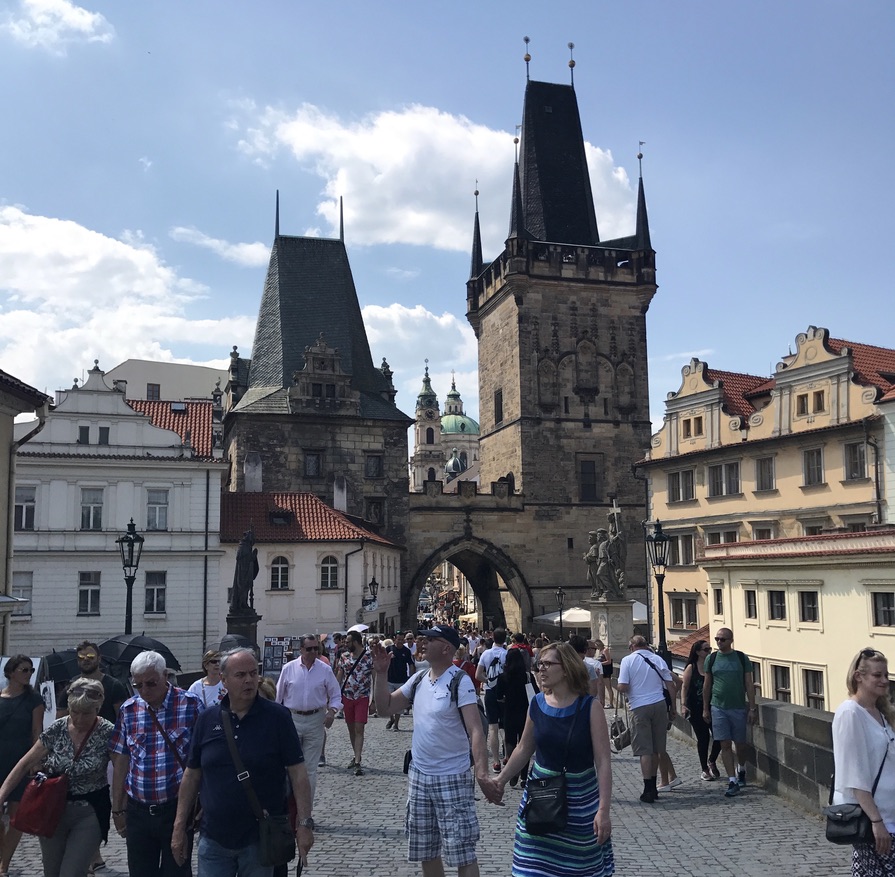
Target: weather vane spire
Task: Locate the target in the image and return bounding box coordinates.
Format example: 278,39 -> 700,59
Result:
638,141 -> 645,177
523,36 -> 531,81
568,42 -> 575,87
474,180 -> 479,211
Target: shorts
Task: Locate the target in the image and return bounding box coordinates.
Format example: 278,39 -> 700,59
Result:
630,699 -> 669,756
406,765 -> 479,867
483,688 -> 502,725
711,706 -> 748,743
343,696 -> 370,724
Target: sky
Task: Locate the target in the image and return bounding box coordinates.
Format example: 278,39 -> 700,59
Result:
1,0 -> 893,431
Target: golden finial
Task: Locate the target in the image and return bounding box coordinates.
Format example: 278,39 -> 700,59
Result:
523,36 -> 531,80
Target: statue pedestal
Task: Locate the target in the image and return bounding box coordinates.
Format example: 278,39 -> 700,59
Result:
590,599 -> 634,656
226,611 -> 261,649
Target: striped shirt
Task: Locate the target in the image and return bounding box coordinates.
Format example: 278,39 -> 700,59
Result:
109,684 -> 201,804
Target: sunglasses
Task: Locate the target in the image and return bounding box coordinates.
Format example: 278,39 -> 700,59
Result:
304,646 -> 320,652
714,637 -> 729,642
699,646 -> 711,653
16,666 -> 34,673
205,659 -> 221,665
77,653 -> 98,660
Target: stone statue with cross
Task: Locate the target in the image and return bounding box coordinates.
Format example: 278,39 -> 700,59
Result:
584,497 -> 627,600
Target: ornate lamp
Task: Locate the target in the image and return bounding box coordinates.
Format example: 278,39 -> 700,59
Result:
116,518 -> 144,635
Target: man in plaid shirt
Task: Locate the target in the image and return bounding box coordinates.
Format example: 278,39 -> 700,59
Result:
110,650 -> 201,876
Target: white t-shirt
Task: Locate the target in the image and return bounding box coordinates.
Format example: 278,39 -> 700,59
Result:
187,679 -> 226,709
479,645 -> 507,689
584,657 -> 603,677
832,699 -> 895,831
617,649 -> 671,709
401,665 -> 477,775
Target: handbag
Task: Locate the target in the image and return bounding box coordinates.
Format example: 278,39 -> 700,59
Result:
220,710 -> 296,867
823,750 -> 888,845
610,696 -> 631,752
639,653 -> 674,714
522,697 -> 584,836
11,718 -> 97,837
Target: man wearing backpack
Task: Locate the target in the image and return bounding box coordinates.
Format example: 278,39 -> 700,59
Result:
372,624 -> 500,877
702,627 -> 757,798
476,627 -> 508,772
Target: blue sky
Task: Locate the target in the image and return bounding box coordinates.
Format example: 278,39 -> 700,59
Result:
1,0 -> 893,430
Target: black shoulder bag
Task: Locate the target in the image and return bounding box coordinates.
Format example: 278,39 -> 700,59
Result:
220,709 -> 296,867
824,749 -> 888,845
339,649 -> 367,696
639,653 -> 674,715
522,697 -> 585,836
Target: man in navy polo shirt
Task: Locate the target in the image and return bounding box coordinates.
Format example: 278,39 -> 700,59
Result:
171,648 -> 314,875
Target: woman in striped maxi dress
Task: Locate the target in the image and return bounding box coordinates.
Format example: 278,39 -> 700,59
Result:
496,642 -> 614,877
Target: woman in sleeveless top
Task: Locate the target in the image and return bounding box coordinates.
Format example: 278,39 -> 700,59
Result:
596,641 -> 614,708
680,639 -> 721,779
496,642 -> 614,877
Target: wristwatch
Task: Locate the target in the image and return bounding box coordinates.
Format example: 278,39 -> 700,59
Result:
297,817 -> 315,830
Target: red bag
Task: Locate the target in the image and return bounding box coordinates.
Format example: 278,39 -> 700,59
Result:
11,772 -> 69,837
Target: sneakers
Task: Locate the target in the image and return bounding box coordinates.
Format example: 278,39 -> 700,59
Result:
724,780 -> 740,797
346,758 -> 357,769
737,768 -> 747,788
656,777 -> 683,792
493,762 -> 501,772
708,761 -> 720,779
385,718 -> 395,730
639,789 -> 657,803
354,765 -> 364,776
700,770 -> 715,781
318,757 -> 326,767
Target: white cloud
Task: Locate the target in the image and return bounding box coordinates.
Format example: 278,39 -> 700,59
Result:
138,156 -> 153,172
169,226 -> 270,267
385,267 -> 420,282
3,0 -> 114,54
0,205 -> 255,393
230,102 -> 636,256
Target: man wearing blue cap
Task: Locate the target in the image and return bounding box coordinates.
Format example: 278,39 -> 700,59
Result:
372,624 -> 501,877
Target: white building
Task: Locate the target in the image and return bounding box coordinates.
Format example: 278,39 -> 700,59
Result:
105,359 -> 228,402
10,362 -> 227,671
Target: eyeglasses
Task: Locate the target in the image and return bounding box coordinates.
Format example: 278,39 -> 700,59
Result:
714,637 -> 729,642
536,660 -> 560,672
699,647 -> 712,653
77,653 -> 98,660
16,666 -> 34,673
205,659 -> 221,665
131,678 -> 160,690
304,647 -> 320,652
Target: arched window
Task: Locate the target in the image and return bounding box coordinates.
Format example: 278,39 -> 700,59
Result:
320,555 -> 339,590
425,427 -> 435,444
427,467 -> 436,482
270,556 -> 290,590
460,451 -> 468,467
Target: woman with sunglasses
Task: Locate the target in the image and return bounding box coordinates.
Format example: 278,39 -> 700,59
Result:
832,648 -> 895,876
496,642 -> 614,877
0,677 -> 112,877
680,640 -> 722,781
187,651 -> 225,709
0,655 -> 45,876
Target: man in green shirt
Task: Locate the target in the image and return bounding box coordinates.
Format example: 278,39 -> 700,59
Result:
702,628 -> 757,798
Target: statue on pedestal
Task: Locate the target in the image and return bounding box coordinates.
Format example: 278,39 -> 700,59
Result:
230,529 -> 259,614
584,502 -> 627,600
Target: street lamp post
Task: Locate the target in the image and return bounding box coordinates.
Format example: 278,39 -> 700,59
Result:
555,586 -> 566,641
116,518 -> 144,636
642,519 -> 672,668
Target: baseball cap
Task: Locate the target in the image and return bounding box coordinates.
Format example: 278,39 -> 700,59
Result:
417,624 -> 461,650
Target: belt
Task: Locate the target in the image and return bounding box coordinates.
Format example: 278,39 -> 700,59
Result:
291,708 -> 322,716
128,797 -> 178,816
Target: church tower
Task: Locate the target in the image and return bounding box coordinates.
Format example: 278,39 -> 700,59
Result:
466,69 -> 656,592
409,363 -> 444,491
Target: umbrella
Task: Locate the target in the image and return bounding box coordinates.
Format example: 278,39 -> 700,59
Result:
219,633 -> 256,653
99,634 -> 181,672
42,649 -> 81,683
533,606 -> 593,626
347,623 -> 369,633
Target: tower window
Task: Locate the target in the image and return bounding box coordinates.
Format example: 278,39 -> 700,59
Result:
494,389 -> 503,425
425,428 -> 434,444
146,383 -> 161,401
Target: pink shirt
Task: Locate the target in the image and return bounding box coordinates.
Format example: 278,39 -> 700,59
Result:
275,658 -> 341,711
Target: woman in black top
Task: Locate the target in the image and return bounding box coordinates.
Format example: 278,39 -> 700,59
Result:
680,640 -> 722,780
494,648 -> 537,786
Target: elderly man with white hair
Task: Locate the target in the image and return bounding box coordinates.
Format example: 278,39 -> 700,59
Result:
110,650 -> 201,877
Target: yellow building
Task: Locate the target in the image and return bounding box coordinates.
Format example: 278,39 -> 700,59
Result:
639,326 -> 895,709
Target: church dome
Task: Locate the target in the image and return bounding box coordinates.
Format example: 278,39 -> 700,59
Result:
445,448 -> 465,477
441,413 -> 480,435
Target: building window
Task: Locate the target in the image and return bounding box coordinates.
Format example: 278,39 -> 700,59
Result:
365,455 -> 384,478
146,489 -> 169,531
813,390 -> 825,413
320,556 -> 339,590
846,520 -> 869,533
873,592 -> 895,627
144,571 -> 166,614
578,456 -> 603,503
755,456 -> 775,491
11,571 -> 32,618
796,394 -> 808,417
304,451 -> 322,477
426,467 -> 436,482
707,529 -> 738,545
667,469 -> 695,502
270,557 -> 290,590
78,425 -> 90,444
772,665 -> 792,703
803,521 -> 825,536
804,669 -> 825,710
682,418 -> 692,438
844,442 -> 866,481
768,590 -> 787,620
80,488 -> 103,531
494,389 -> 503,425
425,427 -> 434,444
798,591 -> 819,623
14,486 -> 36,531
713,588 -> 723,616
78,572 -> 101,616
365,499 -> 384,524
669,595 -> 698,628
708,462 -> 740,497
98,426 -> 110,446
745,589 -> 757,619
146,383 -> 161,401
752,661 -> 762,698
803,448 -> 824,486
753,525 -> 773,541
668,534 -> 695,566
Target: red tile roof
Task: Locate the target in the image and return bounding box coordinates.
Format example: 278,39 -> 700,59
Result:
828,337 -> 895,396
670,625 -> 710,660
702,368 -> 770,419
129,400 -> 214,459
220,492 -> 399,546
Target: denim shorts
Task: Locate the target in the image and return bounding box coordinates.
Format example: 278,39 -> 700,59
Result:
711,706 -> 748,743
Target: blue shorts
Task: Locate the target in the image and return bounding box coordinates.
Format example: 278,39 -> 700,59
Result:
711,706 -> 748,743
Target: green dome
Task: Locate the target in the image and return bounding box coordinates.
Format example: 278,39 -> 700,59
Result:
441,413 -> 479,435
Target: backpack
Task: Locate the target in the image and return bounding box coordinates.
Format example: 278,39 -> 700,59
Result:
704,649 -> 749,677
408,667 -> 490,741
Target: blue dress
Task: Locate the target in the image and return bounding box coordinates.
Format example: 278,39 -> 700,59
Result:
512,693 -> 614,877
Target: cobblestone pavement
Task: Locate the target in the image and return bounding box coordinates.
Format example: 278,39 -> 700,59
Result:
6,707 -> 851,876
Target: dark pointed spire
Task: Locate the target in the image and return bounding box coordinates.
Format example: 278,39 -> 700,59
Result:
339,196 -> 344,241
469,187 -> 483,280
635,146 -> 652,251
507,159 -> 527,240
275,189 -> 280,238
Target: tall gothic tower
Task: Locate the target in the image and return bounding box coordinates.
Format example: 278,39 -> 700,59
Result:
466,76 -> 656,586
409,364 -> 443,491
